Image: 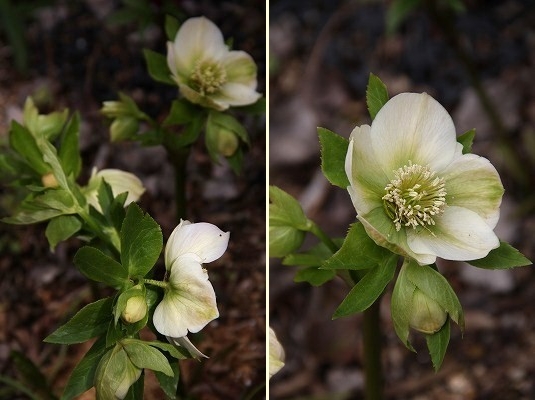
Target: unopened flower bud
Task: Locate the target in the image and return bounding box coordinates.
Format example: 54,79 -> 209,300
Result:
121,295 -> 147,324
41,172 -> 59,188
110,116 -> 139,142
409,288 -> 447,334
216,128 -> 239,157
269,225 -> 305,258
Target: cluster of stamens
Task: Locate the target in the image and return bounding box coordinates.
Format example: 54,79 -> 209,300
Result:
190,60 -> 227,95
382,162 -> 447,231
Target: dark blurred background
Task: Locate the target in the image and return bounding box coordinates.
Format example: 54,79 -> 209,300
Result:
269,0 -> 535,399
0,1 -> 266,399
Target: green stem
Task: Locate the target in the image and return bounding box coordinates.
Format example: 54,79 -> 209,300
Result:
143,278 -> 167,289
163,140 -> 191,221
363,299 -> 383,400
308,221 -> 338,253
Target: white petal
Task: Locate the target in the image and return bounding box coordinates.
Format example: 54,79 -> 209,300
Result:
345,124 -> 388,214
165,221 -> 229,268
407,206 -> 500,261
269,327 -> 285,377
442,153 -> 504,228
167,41 -> 189,83
212,82 -> 262,107
153,256 -> 219,338
371,93 -> 458,176
171,17 -> 227,71
96,169 -> 145,206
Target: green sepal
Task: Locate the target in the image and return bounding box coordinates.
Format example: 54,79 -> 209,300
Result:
318,127 -> 350,189
366,73 -> 389,120
143,49 -> 175,86
468,240 -> 532,269
162,99 -> 196,127
425,318 -> 451,371
45,215 -> 82,251
45,297 -> 114,344
322,222 -> 392,270
457,128 -> 475,154
120,203 -> 163,277
333,254 -> 397,318
391,261 -> 417,351
74,246 -> 128,287
60,335 -> 107,400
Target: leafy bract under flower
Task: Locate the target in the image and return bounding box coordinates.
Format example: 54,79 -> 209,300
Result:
153,220 -> 229,355
345,92 -> 504,265
167,16 -> 261,111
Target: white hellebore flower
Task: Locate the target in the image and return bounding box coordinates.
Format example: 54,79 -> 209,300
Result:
84,168 -> 145,213
167,16 -> 261,111
153,220 -> 229,358
269,327 -> 285,378
345,92 -> 504,265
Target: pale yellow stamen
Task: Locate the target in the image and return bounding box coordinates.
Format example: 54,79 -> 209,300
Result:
382,162 -> 447,231
189,60 -> 227,95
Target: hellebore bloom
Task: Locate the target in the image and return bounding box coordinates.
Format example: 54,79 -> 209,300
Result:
84,168 -> 145,213
345,93 -> 504,265
167,16 -> 261,111
269,327 -> 285,378
153,220 -> 229,357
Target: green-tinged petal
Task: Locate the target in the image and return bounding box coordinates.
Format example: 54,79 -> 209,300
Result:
359,207 -> 437,265
345,124 -> 388,214
223,51 -> 258,87
164,220 -> 229,268
166,41 -> 189,83
212,82 -> 262,108
371,93 -> 458,175
168,336 -> 207,359
177,84 -> 225,110
442,153 -> 504,228
407,206 -> 500,261
171,17 -> 226,72
153,255 -> 219,338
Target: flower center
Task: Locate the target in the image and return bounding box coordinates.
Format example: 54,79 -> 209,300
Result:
189,60 -> 227,95
382,162 -> 447,231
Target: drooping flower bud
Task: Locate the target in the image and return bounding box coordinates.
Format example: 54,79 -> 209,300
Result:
409,288 -> 448,334
269,225 -> 305,258
216,128 -> 239,157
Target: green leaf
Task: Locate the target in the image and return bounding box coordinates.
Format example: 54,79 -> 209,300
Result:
39,140 -> 70,190
154,362 -> 179,400
468,241 -> 531,269
58,113 -> 82,178
61,336 -> 107,400
282,241 -> 337,267
425,319 -> 450,371
391,262 -> 417,351
226,146 -> 244,174
294,267 -> 336,286
322,222 -> 391,270
269,185 -> 309,230
208,111 -> 249,144
44,297 -> 114,344
333,254 -> 397,318
123,340 -> 174,376
405,262 -> 464,330
106,318 -> 124,348
366,73 -> 389,120
175,113 -> 204,147
3,208 -> 65,225
164,15 -> 180,40
457,128 -> 475,154
74,246 -> 128,287
385,0 -> 421,34
95,344 -> 140,400
9,121 -> 48,174
120,203 -> 163,277
45,215 -> 82,251
318,127 -> 350,189
143,49 -> 175,85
